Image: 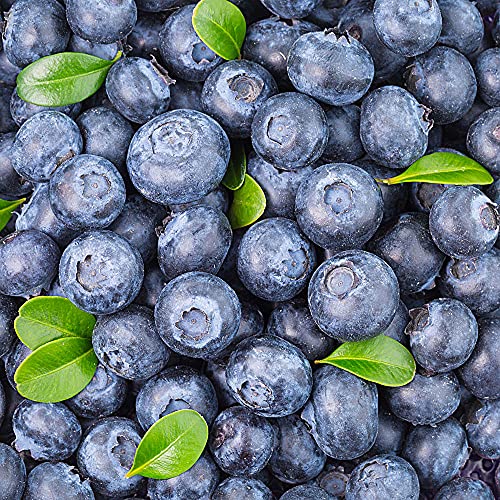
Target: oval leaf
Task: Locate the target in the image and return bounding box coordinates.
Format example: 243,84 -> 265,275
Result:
228,174 -> 266,229
316,335 -> 416,387
126,409 -> 208,479
222,141 -> 246,190
0,198 -> 25,232
14,337 -> 98,403
378,152 -> 494,186
16,51 -> 121,107
14,296 -> 96,351
192,0 -> 246,60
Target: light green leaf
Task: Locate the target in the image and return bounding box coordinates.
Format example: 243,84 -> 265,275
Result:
222,141 -> 246,190
0,198 -> 25,232
228,174 -> 266,229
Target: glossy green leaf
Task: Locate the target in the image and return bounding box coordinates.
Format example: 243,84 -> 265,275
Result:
222,141 -> 246,190
14,337 -> 98,403
228,174 -> 266,229
16,51 -> 122,107
126,409 -> 208,479
14,296 -> 96,351
316,335 -> 416,387
192,0 -> 246,60
377,152 -> 494,186
0,198 -> 25,232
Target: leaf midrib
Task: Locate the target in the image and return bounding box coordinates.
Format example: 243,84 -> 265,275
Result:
20,64 -> 111,88
325,356 -> 412,371
16,315 -> 86,339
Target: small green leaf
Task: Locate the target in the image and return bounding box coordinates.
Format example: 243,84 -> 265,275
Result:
0,198 -> 25,232
16,51 -> 122,107
377,152 -> 494,186
222,141 -> 246,190
14,296 -> 96,351
192,0 -> 246,60
228,174 -> 266,229
126,409 -> 208,479
14,337 -> 98,403
316,335 -> 416,387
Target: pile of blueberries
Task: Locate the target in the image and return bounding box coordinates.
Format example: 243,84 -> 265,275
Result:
0,0 -> 499,498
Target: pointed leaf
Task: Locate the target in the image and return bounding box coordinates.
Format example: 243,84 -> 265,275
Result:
0,198 -> 25,232
228,174 -> 266,229
222,141 -> 246,190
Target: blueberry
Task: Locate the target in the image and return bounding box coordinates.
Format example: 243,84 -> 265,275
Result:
409,182 -> 450,213
295,163 -> 383,251
0,443 -> 26,500
127,12 -> 165,58
159,5 -> 222,82
288,32 -> 374,106
0,133 -> 31,198
169,185 -> 229,214
402,417 -> 469,490
360,86 -> 431,169
237,217 -> 316,301
280,484 -> 335,499
0,51 -> 20,87
371,407 -> 408,455
59,230 -> 144,315
212,477 -> 273,500
135,0 -> 188,12
69,34 -> 119,60
435,477 -> 495,500
209,406 -> 275,476
135,365 -> 218,430
407,298 -> 478,372
0,380 -> 4,428
475,49 -> 500,107
308,250 -> 400,342
260,0 -> 321,18
301,365 -> 378,459
134,262 -> 167,309
13,401 -> 81,461
373,0 -> 442,57
169,79 -> 203,112
127,109 -> 230,205
251,92 -> 328,170
205,359 -> 238,408
3,0 -> 70,67
4,341 -> 31,389
462,400 -> 500,460
76,417 -> 144,497
0,85 -> 16,134
0,230 -> 60,297
0,295 -> 17,357
155,271 -> 241,359
66,0 -> 137,44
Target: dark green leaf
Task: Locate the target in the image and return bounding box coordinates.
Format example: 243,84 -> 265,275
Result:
192,0 -> 246,60
16,51 -> 121,107
126,409 -> 208,479
228,174 -> 266,229
222,141 -> 246,190
0,198 -> 25,232
377,152 -> 494,186
14,296 -> 96,351
14,337 -> 98,403
316,335 -> 416,387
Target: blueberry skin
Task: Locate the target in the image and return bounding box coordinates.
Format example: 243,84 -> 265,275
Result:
0,51 -> 20,87
360,86 -> 431,170
458,318 -> 500,400
205,359 -> 238,408
24,462 -> 94,500
280,485 -> 335,499
147,452 -> 219,500
134,262 -> 167,309
383,300 -> 410,346
301,365 -> 378,460
11,111 -> 83,183
0,295 -> 18,357
463,400 -> 500,459
295,163 -> 383,251
135,0 -> 189,12
0,85 -> 16,134
0,443 -> 26,500
0,132 -> 32,198
260,0 -> 321,18
308,250 -> 400,342
127,12 -> 165,58
368,212 -> 446,294
475,49 -> 500,107
212,477 -> 273,500
407,298 -> 478,373
227,335 -> 312,417
3,0 -> 70,67
435,478 -> 494,500
77,417 -> 144,497
373,0 -> 442,57
209,406 -> 275,476
13,401 -> 81,461
5,341 -> 31,389
154,272 -> 241,359
169,79 -> 203,112
127,109 -> 230,205
314,464 -> 350,497
288,32 -> 374,106
135,365 -> 218,430
69,34 -> 119,60
401,418 -> 469,490
410,182 -> 449,213
251,92 -> 328,170
0,230 -> 60,297
93,305 -> 170,381
59,231 -> 144,315
0,380 -> 5,428
158,206 -> 232,281
371,407 -> 408,455
66,0 -> 137,44
237,217 -> 316,301
159,5 -> 222,82
169,185 -> 229,214
345,455 -> 419,500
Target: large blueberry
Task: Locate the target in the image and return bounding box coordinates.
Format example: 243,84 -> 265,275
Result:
435,478 -> 494,500
212,477 -> 273,500
371,407 -> 408,455
0,443 -> 26,500
0,132 -> 32,199
463,400 -> 500,459
475,49 -> 500,107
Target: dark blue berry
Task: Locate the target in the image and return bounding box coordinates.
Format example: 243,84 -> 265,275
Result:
475,49 -> 500,107
463,400 -> 500,460
212,477 -> 273,500
435,478 -> 494,500
0,443 -> 26,500
467,107 -> 500,176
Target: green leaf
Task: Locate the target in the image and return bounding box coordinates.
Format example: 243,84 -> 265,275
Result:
222,141 -> 246,190
14,337 -> 98,403
377,152 -> 494,186
316,335 -> 416,387
14,296 -> 96,351
126,409 -> 208,479
192,0 -> 246,60
228,174 -> 266,229
16,51 -> 122,107
0,198 -> 26,232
